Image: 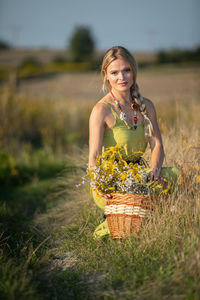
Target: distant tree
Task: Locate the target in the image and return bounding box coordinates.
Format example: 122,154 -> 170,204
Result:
69,26 -> 95,62
0,39 -> 12,50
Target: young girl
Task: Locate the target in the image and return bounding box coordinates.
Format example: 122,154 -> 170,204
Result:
89,46 -> 180,239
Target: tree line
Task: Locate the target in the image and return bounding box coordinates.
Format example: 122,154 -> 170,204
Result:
1,25 -> 200,65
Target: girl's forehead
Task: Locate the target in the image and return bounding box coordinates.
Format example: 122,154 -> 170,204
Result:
107,58 -> 130,70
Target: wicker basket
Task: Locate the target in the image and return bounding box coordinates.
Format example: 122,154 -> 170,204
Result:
104,193 -> 154,239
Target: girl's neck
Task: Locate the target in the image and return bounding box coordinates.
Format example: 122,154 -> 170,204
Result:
110,89 -> 131,105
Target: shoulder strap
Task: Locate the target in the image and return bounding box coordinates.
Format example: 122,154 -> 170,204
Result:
99,100 -> 118,118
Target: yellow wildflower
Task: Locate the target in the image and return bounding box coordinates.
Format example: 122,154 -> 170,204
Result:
196,175 -> 200,183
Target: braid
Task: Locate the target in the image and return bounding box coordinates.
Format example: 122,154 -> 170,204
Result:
131,83 -> 153,139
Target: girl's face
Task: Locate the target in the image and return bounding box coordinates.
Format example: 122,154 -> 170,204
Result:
105,58 -> 134,92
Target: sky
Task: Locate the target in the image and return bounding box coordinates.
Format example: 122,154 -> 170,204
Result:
0,0 -> 199,51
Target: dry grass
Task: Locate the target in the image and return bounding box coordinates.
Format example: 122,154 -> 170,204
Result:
45,123 -> 199,299
12,65 -> 199,103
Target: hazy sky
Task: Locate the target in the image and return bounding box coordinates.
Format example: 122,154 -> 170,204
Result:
0,0 -> 199,51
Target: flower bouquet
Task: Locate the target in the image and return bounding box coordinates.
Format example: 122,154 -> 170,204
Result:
87,145 -> 168,238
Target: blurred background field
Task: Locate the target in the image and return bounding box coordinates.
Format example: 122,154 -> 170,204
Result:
0,0 -> 200,298
0,52 -> 199,158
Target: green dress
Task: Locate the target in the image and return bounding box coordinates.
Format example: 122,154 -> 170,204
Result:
93,101 -> 180,239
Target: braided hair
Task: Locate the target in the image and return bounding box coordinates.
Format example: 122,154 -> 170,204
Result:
131,83 -> 153,139
101,46 -> 153,140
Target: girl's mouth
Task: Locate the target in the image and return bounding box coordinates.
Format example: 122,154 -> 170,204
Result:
119,82 -> 127,86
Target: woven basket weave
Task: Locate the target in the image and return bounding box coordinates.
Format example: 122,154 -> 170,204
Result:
104,193 -> 154,239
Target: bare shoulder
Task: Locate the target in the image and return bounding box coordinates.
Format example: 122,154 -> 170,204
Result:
89,94 -> 111,125
90,94 -> 111,117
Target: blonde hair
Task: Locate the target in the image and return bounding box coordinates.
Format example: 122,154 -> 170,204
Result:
101,46 -> 153,139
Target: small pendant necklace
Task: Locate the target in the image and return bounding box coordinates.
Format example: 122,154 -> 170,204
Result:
110,91 -> 139,130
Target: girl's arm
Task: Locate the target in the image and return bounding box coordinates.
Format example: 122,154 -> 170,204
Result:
89,103 -> 107,169
145,99 -> 165,181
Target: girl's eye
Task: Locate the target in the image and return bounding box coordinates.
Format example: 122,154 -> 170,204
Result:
125,68 -> 131,72
111,71 -> 117,75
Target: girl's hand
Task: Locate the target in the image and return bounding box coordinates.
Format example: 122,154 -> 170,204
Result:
148,169 -> 167,188
102,194 -> 113,200
147,168 -> 161,182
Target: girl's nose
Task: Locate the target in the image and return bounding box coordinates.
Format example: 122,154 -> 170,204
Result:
119,72 -> 125,80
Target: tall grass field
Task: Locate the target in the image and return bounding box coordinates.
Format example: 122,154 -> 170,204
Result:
0,64 -> 200,299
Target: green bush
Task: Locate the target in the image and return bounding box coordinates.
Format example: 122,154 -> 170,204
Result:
0,149 -> 66,187
0,152 -> 18,186
0,68 -> 10,82
16,61 -> 95,80
19,56 -> 42,68
157,46 -> 200,64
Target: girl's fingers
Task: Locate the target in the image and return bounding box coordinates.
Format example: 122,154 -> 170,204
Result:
103,194 -> 112,199
148,172 -> 154,182
148,170 -> 161,182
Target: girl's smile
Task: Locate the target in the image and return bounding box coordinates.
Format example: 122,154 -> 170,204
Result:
106,58 -> 134,92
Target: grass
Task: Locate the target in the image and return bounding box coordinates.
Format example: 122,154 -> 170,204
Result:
0,149 -> 76,300
43,128 -> 199,299
0,65 -> 200,299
